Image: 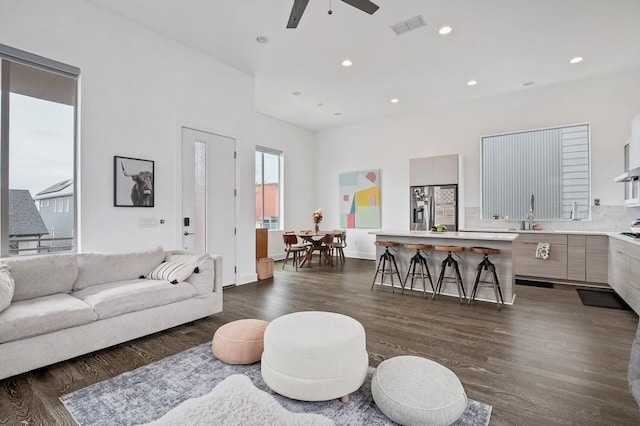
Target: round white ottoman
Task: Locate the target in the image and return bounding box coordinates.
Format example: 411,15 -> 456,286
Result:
371,355 -> 467,426
261,311 -> 368,402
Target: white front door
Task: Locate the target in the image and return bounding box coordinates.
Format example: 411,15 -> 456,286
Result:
181,127 -> 236,287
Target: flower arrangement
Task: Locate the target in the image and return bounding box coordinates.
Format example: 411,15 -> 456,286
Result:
312,208 -> 323,232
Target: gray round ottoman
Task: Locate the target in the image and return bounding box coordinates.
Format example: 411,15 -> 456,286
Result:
371,355 -> 467,426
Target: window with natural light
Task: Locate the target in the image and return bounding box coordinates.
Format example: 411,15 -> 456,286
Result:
255,147 -> 282,230
1,46 -> 78,255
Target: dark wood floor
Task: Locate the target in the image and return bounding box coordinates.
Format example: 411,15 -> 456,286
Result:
1,258 -> 639,425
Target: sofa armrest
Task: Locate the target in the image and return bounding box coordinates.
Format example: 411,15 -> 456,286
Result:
164,251 -> 222,296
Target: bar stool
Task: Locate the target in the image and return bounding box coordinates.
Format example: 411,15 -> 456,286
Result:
371,241 -> 403,292
402,243 -> 434,298
433,245 -> 467,303
468,247 -> 505,310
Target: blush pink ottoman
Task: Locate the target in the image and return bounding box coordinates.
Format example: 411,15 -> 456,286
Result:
211,319 -> 269,364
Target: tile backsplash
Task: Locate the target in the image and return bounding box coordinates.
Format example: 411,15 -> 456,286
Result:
464,206 -> 640,232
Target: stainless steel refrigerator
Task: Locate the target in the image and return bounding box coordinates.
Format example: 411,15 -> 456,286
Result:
410,184 -> 458,231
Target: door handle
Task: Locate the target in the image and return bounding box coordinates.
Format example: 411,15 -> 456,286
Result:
184,231 -> 195,236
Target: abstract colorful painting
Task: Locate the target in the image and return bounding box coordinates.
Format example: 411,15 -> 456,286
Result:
339,169 -> 381,228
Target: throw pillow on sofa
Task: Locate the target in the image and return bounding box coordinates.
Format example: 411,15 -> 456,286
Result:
147,262 -> 196,284
0,265 -> 15,313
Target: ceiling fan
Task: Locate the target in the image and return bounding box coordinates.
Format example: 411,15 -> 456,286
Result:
287,0 -> 380,29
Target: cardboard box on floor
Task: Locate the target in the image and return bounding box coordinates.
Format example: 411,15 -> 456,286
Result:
257,257 -> 274,280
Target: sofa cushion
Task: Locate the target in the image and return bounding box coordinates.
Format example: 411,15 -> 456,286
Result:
0,293 -> 97,344
0,265 -> 15,313
74,247 -> 164,291
1,254 -> 79,302
73,279 -> 197,320
165,252 -> 214,297
147,262 -> 196,284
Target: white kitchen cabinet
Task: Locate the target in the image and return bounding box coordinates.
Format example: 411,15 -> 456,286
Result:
630,113 -> 640,171
609,237 -> 640,314
409,154 -> 459,186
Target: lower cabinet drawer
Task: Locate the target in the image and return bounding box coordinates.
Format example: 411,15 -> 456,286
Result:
514,242 -> 568,280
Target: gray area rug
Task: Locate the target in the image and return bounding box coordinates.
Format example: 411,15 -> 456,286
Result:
60,343 -> 492,426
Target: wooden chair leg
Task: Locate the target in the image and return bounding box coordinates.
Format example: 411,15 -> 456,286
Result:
340,394 -> 349,403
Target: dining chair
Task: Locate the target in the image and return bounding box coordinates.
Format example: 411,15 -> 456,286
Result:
282,233 -> 308,271
333,230 -> 347,265
320,233 -> 335,266
307,233 -> 334,266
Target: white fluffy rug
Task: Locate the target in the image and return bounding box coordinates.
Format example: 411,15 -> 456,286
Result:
139,374 -> 334,426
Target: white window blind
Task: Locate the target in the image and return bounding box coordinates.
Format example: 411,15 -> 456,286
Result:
482,124 -> 589,220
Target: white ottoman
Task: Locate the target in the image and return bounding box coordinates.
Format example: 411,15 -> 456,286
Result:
372,355 -> 467,426
261,311 -> 368,402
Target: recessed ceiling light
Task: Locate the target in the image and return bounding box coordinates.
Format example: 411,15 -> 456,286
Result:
523,81 -> 535,86
467,80 -> 478,86
438,26 -> 452,35
341,59 -> 353,67
317,102 -> 324,107
569,56 -> 583,64
334,112 -> 342,116
292,91 -> 301,96
390,98 -> 399,103
256,36 -> 268,44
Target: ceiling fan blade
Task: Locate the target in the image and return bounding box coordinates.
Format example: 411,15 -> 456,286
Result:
287,0 -> 310,29
340,0 -> 379,14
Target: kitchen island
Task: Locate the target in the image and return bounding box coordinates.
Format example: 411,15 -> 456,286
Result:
370,230 -> 518,305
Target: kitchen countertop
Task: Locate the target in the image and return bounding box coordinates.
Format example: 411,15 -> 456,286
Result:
461,228 -> 613,235
370,230 -> 518,241
609,232 -> 640,246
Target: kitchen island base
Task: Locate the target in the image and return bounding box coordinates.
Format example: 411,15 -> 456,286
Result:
371,231 -> 517,305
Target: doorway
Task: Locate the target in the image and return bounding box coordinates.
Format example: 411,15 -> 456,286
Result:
181,127 -> 236,287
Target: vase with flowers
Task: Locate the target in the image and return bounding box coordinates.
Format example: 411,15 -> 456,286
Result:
312,208 -> 323,233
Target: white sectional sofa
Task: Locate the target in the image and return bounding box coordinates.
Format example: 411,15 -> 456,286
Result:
0,247 -> 223,380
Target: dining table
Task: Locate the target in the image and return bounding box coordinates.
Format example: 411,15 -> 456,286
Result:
295,231 -> 334,267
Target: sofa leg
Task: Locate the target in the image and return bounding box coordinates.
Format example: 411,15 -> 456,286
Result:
340,394 -> 349,403
268,388 -> 276,395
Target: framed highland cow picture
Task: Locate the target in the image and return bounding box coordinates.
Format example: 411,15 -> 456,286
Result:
114,156 -> 154,207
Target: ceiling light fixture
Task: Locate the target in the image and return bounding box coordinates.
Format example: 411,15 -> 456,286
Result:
317,102 -> 324,107
467,80 -> 477,86
390,98 -> 399,103
256,36 -> 268,44
523,81 -> 535,87
569,56 -> 583,64
334,112 -> 343,116
438,26 -> 452,35
292,91 -> 301,96
342,59 -> 353,67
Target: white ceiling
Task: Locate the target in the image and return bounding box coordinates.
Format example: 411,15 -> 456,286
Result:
87,0 -> 640,131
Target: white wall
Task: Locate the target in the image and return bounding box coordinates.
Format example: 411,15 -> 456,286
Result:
315,68 -> 640,259
0,0 -> 315,284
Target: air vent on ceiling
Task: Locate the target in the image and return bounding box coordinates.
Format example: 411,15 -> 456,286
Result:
391,15 -> 426,35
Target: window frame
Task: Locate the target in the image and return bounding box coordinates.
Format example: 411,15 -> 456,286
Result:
255,146 -> 283,230
0,44 -> 79,256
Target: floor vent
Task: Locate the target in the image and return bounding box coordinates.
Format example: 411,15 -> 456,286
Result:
391,15 -> 426,35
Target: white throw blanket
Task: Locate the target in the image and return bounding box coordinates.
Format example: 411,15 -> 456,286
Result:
535,243 -> 550,260
139,374 -> 334,426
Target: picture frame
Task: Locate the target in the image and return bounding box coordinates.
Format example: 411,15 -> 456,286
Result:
114,156 -> 154,207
